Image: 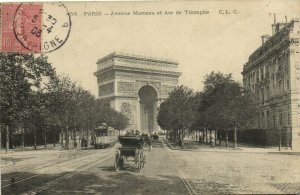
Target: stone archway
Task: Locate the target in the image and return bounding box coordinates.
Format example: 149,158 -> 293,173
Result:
95,52 -> 180,131
138,85 -> 158,134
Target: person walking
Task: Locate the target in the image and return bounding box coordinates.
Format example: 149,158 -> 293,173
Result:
210,134 -> 215,148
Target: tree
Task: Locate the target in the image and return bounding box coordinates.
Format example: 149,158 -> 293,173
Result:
157,85 -> 195,148
200,71 -> 257,149
45,75 -> 129,150
45,75 -> 79,149
0,53 -> 55,152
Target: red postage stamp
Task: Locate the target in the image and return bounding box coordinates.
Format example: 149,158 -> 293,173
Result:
1,3 -> 42,53
1,3 -> 71,53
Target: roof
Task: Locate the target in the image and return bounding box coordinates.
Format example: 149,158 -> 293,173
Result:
96,52 -> 178,65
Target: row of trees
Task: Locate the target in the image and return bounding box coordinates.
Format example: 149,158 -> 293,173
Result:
0,53 -> 129,152
157,72 -> 257,149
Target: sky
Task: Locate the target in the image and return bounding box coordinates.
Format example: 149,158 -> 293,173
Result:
45,0 -> 300,96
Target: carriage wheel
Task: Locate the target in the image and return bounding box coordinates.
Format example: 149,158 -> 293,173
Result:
114,153 -> 120,172
137,157 -> 142,172
134,151 -> 141,172
142,154 -> 146,168
138,152 -> 144,172
120,156 -> 124,169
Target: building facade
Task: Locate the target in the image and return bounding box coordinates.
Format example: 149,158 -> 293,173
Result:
242,19 -> 300,149
94,52 -> 181,134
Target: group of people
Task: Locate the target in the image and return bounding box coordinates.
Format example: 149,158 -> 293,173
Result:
195,133 -> 223,148
125,129 -> 141,136
124,130 -> 160,150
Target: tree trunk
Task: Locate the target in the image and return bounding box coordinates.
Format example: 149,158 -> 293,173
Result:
21,127 -> 25,151
65,126 -> 69,150
6,125 -> 9,153
44,127 -> 47,148
279,127 -> 281,151
53,128 -> 56,147
34,128 -> 37,150
0,124 -> 2,150
198,129 -> 201,144
205,128 -> 208,143
215,129 -> 217,144
209,129 -> 212,146
33,113 -> 37,150
60,128 -> 64,147
73,129 -> 77,148
86,129 -> 90,148
234,125 -> 237,150
182,129 -> 185,149
202,128 -> 205,143
225,129 -> 228,148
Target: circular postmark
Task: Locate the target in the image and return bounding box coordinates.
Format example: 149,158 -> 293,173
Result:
13,2 -> 71,53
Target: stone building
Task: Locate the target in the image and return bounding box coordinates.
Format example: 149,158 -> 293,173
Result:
242,18 -> 300,149
94,52 -> 181,134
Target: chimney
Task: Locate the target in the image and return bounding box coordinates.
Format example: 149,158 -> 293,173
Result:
277,23 -> 286,31
261,34 -> 270,45
272,13 -> 277,35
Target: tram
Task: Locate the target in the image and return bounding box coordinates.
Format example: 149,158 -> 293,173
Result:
93,123 -> 118,149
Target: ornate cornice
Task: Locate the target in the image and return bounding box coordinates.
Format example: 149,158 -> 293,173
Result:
94,65 -> 181,77
97,52 -> 178,65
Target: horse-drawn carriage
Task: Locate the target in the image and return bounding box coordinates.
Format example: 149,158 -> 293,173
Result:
141,134 -> 152,151
114,135 -> 146,172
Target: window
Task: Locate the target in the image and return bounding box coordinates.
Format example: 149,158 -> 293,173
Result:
279,81 -> 282,92
266,65 -> 270,78
261,67 -> 264,80
266,86 -> 270,99
278,57 -> 282,71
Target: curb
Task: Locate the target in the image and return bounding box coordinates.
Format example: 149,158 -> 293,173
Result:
163,139 -> 180,150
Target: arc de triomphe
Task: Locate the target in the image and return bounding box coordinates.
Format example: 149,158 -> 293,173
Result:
94,52 -> 181,133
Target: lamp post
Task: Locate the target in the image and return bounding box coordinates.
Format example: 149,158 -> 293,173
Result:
287,126 -> 292,150
278,125 -> 281,151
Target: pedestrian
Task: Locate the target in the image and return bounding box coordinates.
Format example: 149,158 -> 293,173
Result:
199,134 -> 202,144
210,134 -> 215,148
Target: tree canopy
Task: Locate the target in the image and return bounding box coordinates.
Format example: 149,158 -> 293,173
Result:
0,53 -> 129,150
157,71 -> 257,148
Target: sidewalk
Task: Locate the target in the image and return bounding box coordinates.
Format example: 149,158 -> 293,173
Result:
0,144 -> 93,155
164,137 -> 300,155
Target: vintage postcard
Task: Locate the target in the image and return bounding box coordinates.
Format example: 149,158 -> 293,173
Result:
1,1 -> 300,194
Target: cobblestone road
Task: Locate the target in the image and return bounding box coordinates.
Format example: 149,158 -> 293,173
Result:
168,143 -> 300,194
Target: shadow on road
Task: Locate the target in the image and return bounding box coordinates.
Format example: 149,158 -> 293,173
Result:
1,140 -> 189,195
43,171 -> 188,195
1,171 -> 65,195
2,169 -> 187,195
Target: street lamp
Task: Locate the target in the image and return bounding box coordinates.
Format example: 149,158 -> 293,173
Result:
278,125 -> 281,151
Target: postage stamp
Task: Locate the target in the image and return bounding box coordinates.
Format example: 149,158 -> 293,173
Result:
1,2 -> 71,53
13,3 -> 42,53
1,3 -> 39,53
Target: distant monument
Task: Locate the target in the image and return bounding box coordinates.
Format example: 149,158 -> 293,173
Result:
94,52 -> 181,133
